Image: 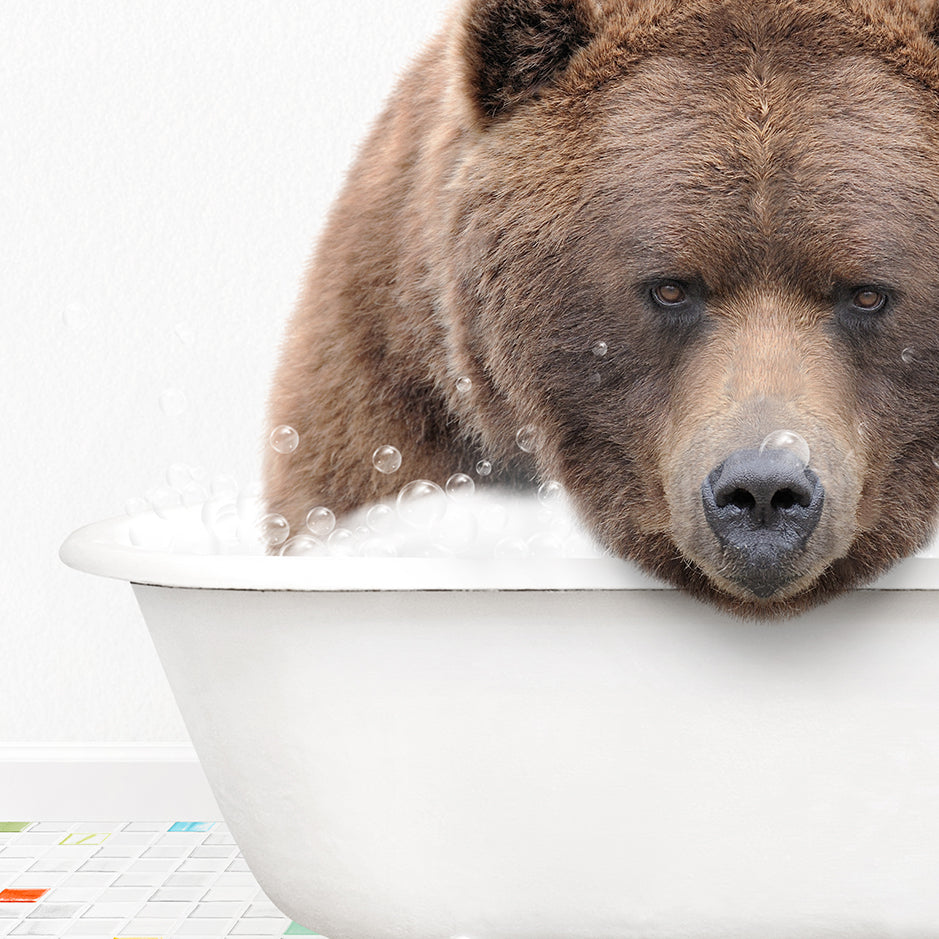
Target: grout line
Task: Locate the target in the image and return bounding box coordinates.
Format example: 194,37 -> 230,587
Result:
0,821 -> 307,938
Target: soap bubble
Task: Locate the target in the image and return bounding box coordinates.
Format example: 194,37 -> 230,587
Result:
456,377 -> 472,393
432,501 -> 478,551
305,506 -> 336,537
759,429 -> 810,466
201,496 -> 223,529
476,459 -> 493,476
591,340 -> 608,357
270,425 -> 299,454
515,425 -> 540,453
327,527 -> 356,556
259,513 -> 290,548
537,480 -> 564,507
207,503 -> 239,546
124,497 -> 149,517
200,495 -> 239,548
236,481 -> 262,519
366,503 -> 396,533
396,479 -> 446,529
527,531 -> 566,557
372,445 -> 402,474
210,474 -> 239,499
279,534 -> 327,557
495,536 -> 529,558
541,503 -> 574,537
147,485 -> 180,519
179,483 -> 207,507
901,347 -> 915,365
445,473 -> 475,500
159,388 -> 188,417
476,500 -> 508,534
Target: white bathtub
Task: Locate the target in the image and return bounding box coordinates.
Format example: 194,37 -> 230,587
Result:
61,507 -> 939,939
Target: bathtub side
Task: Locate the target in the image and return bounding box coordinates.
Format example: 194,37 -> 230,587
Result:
133,582 -> 939,939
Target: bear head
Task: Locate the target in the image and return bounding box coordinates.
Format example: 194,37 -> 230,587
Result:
266,0 -> 939,618
432,0 -> 939,615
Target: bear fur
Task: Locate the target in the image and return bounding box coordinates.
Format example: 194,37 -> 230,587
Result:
265,0 -> 939,617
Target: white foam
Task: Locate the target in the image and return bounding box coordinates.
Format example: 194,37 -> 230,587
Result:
124,469 -> 606,560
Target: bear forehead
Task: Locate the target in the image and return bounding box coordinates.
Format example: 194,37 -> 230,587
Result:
581,0 -> 939,89
582,50 -> 939,292
458,0 -> 939,295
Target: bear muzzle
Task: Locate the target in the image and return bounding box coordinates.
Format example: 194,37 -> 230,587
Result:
701,447 -> 826,598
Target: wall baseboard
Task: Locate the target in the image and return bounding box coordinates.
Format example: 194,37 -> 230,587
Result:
0,744 -> 222,821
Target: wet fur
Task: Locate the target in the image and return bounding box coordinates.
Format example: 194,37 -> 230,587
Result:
266,0 -> 939,617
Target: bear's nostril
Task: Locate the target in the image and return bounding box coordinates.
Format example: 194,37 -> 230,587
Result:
769,489 -> 808,509
725,488 -> 756,511
715,481 -> 808,514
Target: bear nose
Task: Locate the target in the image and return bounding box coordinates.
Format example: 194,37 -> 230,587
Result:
701,447 -> 825,598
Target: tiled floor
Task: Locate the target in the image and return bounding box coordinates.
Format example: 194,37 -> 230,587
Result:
0,822 -> 320,938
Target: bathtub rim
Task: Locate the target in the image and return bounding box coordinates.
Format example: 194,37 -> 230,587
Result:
61,512 -> 939,593
60,513 -> 672,592
60,513 -> 939,592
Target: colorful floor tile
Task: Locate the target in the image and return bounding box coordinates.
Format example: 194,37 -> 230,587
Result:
0,822 -> 324,938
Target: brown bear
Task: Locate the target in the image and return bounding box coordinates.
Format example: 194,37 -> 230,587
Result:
264,0 -> 939,617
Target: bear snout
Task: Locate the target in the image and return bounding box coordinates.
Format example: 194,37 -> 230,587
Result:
701,448 -> 826,598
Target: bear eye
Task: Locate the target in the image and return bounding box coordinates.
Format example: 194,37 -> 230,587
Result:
850,287 -> 887,313
651,281 -> 687,306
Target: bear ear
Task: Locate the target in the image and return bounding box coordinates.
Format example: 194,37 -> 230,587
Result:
457,0 -> 601,124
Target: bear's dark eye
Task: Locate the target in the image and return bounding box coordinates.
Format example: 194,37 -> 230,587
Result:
651,282 -> 687,307
850,287 -> 887,313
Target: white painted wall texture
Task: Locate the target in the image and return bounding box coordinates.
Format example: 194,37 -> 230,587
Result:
4,0 -> 451,741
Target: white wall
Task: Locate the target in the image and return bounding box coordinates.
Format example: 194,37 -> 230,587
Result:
4,0 -> 452,742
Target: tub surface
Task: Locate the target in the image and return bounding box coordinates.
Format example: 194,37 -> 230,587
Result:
61,510 -> 939,939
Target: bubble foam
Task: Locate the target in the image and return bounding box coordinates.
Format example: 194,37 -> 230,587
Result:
120,465 -> 603,560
